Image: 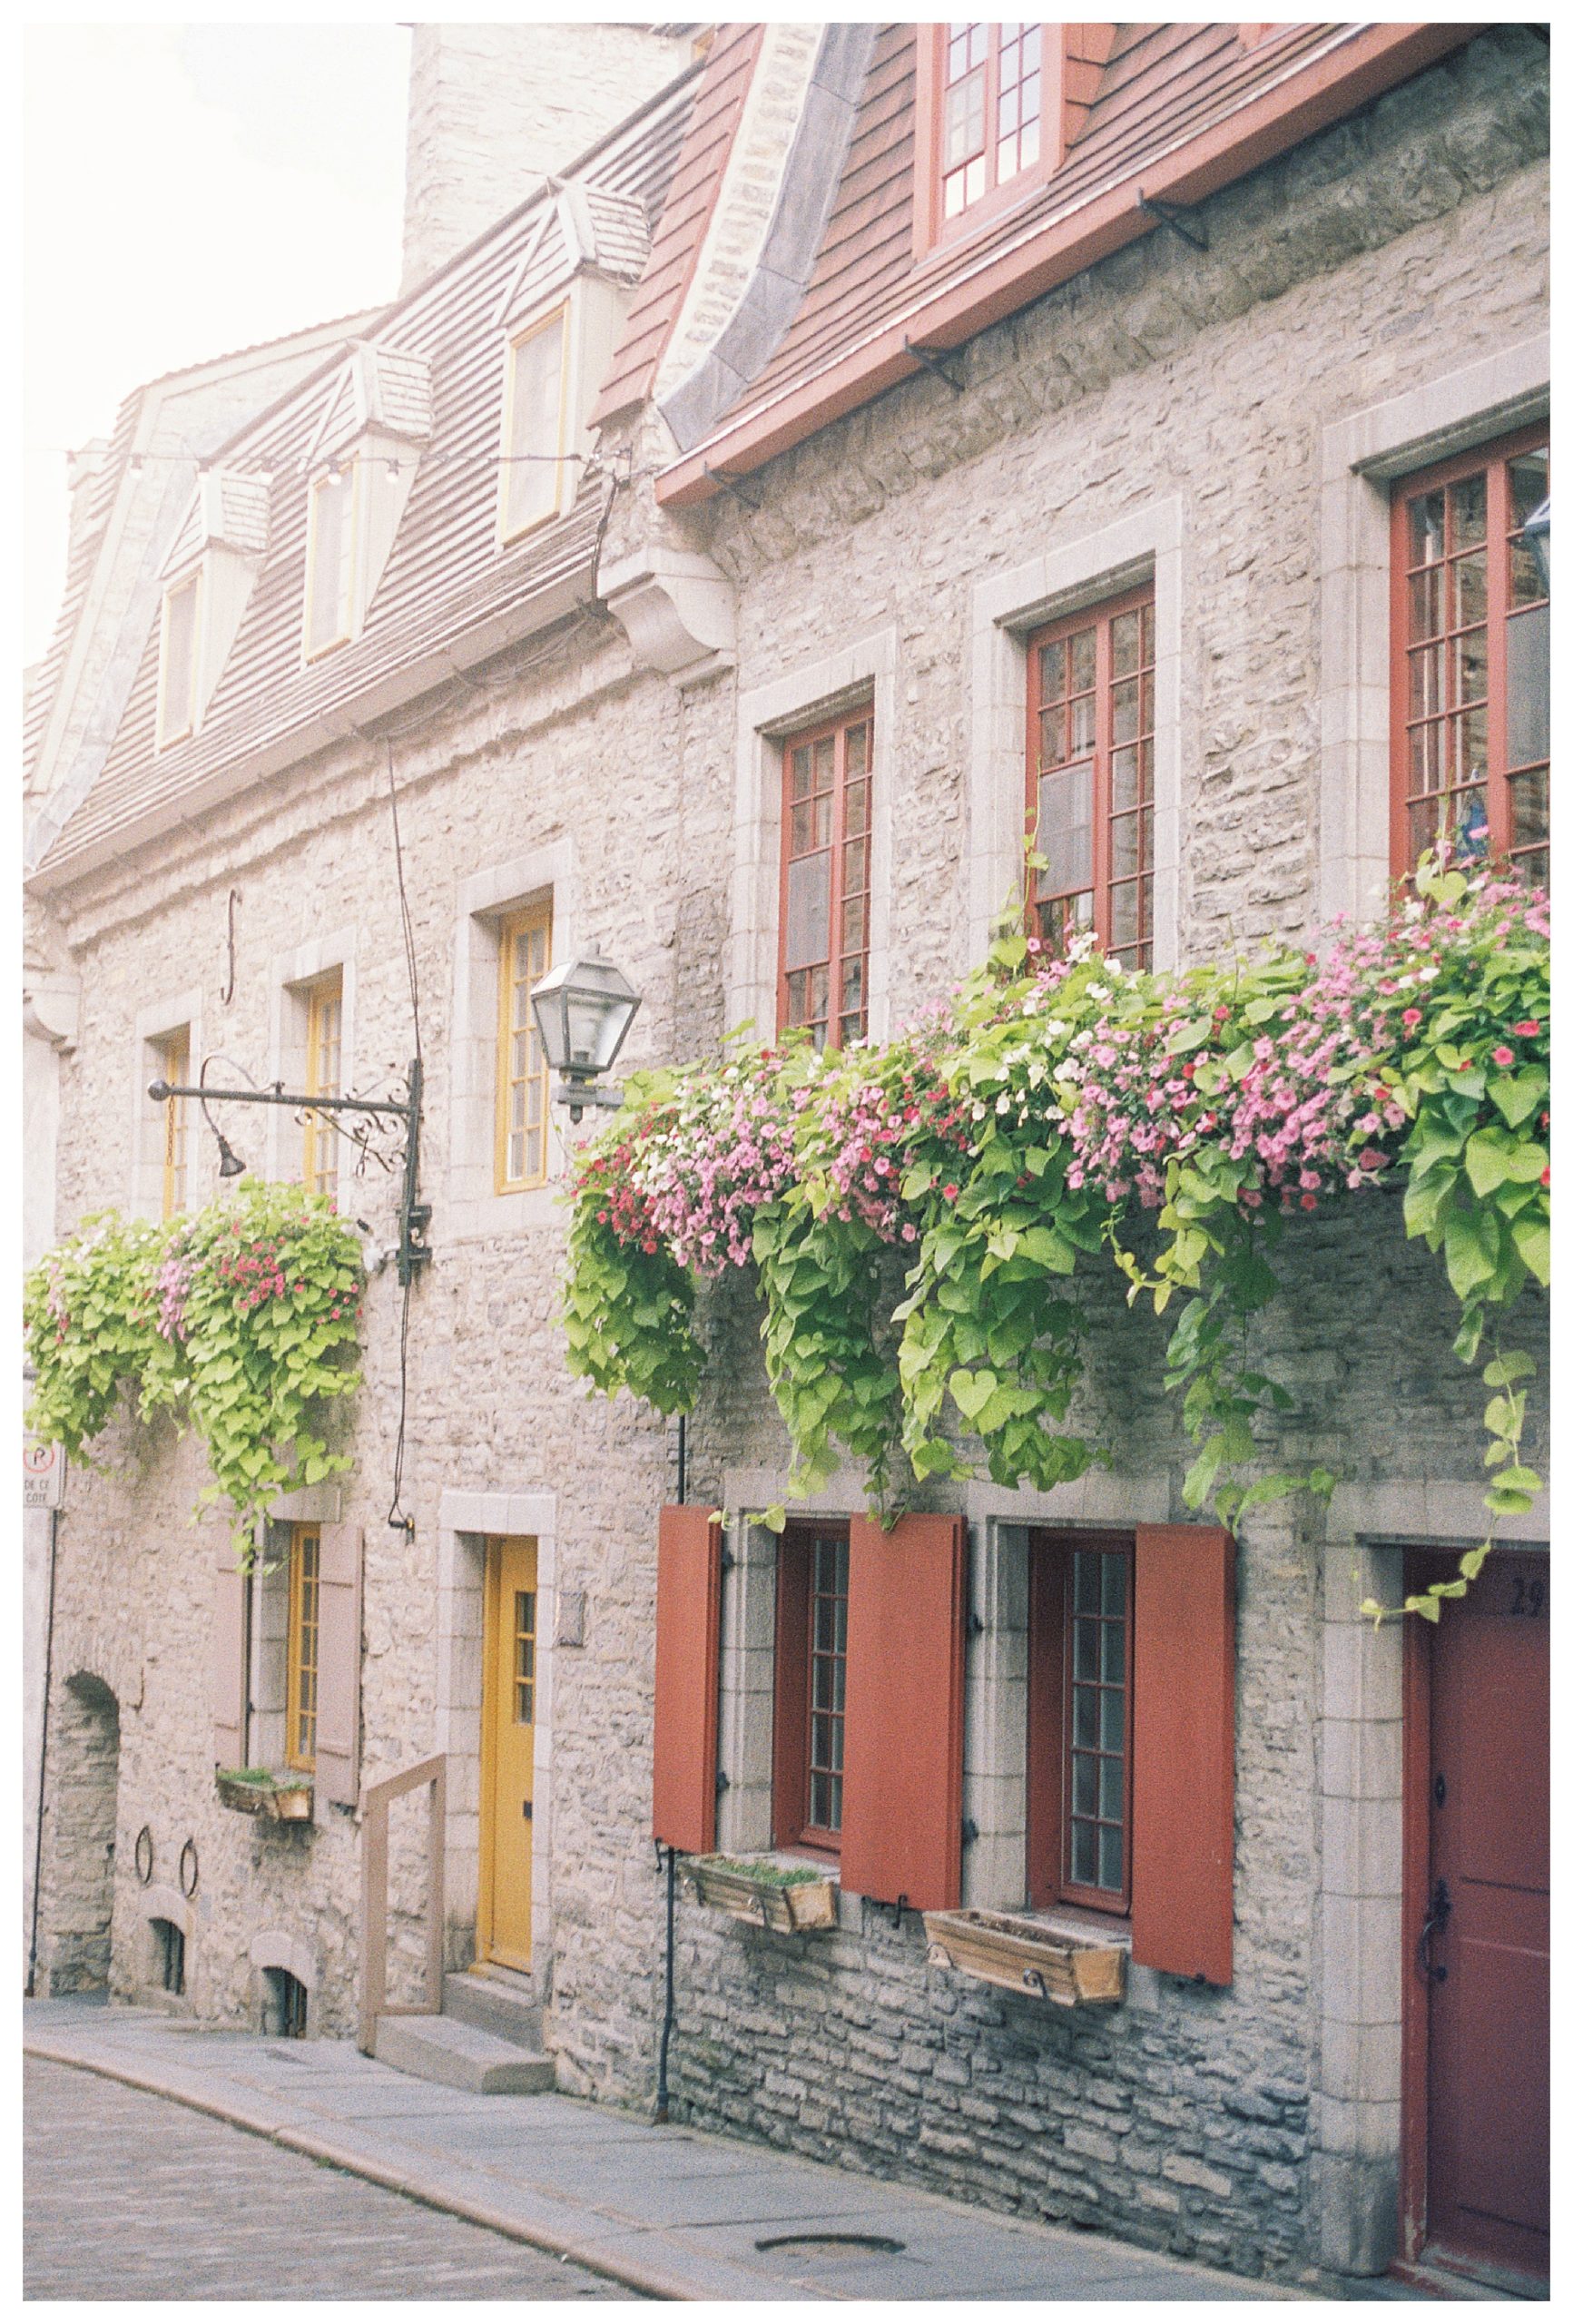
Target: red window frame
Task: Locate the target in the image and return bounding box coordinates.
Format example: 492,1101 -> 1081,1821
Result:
1027,1533 -> 1135,1918
777,705 -> 872,1051
1390,423 -> 1549,888
1026,583 -> 1156,968
914,24 -> 1052,253
772,1524 -> 850,1856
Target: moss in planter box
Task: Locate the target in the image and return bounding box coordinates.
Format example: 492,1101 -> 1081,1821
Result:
703,1856 -> 823,1887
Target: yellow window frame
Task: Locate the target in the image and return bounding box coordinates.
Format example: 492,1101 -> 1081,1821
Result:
303,459 -> 362,661
302,971 -> 344,1199
497,300 -> 572,545
156,571 -> 202,749
159,1028 -> 191,1218
495,903 -> 552,1193
286,1523 -> 321,1774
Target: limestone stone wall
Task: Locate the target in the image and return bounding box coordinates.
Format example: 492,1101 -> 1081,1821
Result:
29,25 -> 1548,2293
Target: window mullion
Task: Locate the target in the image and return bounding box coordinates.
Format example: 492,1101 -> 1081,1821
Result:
1485,455 -> 1512,857
1093,613 -> 1113,949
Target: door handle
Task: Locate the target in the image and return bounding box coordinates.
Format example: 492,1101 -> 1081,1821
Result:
1416,1876 -> 1450,1981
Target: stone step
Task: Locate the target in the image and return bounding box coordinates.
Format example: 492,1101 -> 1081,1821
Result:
440,1967 -> 543,2052
374,2013 -> 555,2095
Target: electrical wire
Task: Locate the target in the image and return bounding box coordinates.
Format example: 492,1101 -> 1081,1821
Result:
385,740 -> 423,1059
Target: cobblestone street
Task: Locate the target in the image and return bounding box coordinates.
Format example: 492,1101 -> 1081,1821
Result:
25,2057 -> 635,2301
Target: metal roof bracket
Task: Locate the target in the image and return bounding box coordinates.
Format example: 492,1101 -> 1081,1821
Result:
1136,189 -> 1209,252
903,335 -> 965,393
703,462 -> 761,511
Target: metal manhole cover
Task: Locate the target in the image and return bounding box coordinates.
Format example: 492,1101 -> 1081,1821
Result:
755,2232 -> 906,2256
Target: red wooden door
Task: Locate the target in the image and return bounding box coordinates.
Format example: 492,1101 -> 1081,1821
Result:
1412,1550 -> 1548,2291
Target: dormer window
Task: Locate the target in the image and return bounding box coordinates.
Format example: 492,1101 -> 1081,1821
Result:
499,303 -> 570,543
914,24 -> 1116,252
305,464 -> 360,659
297,343 -> 432,665
152,468 -> 270,752
157,573 -> 202,748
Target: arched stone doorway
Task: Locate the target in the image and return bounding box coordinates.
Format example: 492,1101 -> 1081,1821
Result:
39,1673 -> 121,1994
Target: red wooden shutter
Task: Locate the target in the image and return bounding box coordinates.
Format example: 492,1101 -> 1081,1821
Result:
316,1523 -> 364,1807
840,1513 -> 967,1911
1131,1523 -> 1236,1985
211,1531 -> 250,1768
653,1505 -> 723,1853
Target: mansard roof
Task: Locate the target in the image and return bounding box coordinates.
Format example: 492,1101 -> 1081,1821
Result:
29,64 -> 697,892
649,21 -> 1480,507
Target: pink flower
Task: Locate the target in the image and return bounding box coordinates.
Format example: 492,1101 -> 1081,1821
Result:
942,1183 -> 959,1201
1401,1008 -> 1423,1030
1514,1019 -> 1541,1038
1491,1046 -> 1514,1068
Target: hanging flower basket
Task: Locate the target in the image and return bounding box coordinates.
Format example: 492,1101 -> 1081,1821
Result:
215,1768 -> 315,1824
924,1906 -> 1126,2007
683,1854 -> 837,1933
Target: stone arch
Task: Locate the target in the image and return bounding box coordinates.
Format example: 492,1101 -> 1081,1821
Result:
250,1927 -> 317,2036
39,1671 -> 121,1994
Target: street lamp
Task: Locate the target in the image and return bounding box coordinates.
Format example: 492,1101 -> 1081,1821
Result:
531,946 -> 641,1121
1523,497 -> 1549,595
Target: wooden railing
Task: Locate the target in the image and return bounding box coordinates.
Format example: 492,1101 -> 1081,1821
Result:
359,1753 -> 447,2054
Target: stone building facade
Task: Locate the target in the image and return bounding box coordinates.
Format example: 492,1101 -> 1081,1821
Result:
25,22 -> 1548,2300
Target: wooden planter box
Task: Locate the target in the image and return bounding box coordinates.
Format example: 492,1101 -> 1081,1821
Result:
215,1771 -> 315,1825
924,1907 -> 1126,2008
683,1856 -> 837,1934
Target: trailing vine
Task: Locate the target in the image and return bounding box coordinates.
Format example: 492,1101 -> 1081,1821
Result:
564,860 -> 1548,1614
25,1181 -> 363,1548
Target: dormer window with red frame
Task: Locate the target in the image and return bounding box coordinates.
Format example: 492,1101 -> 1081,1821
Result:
1391,427 -> 1549,887
915,24 -> 1115,252
778,706 -> 872,1049
1027,585 -> 1156,968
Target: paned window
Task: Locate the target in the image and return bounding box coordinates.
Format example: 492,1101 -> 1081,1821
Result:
1027,1534 -> 1134,1916
499,306 -> 569,542
286,1524 -> 321,1773
301,973 -> 343,1200
1391,428 -> 1549,886
495,903 -> 552,1192
159,1028 -> 191,1217
940,23 -> 1042,221
1027,586 -> 1155,967
774,1524 -> 850,1852
778,709 -> 872,1050
514,1588 -> 537,1725
305,465 -> 359,657
157,574 -> 202,748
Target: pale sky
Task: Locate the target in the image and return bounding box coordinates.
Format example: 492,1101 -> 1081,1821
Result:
23,22 -> 413,666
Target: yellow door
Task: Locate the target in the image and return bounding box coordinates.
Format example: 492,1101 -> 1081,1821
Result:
480,1536 -> 537,1969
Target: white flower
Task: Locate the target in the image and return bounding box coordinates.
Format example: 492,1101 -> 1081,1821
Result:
1106,959 -> 1125,977
997,1094 -> 1011,1115
1086,983 -> 1110,1001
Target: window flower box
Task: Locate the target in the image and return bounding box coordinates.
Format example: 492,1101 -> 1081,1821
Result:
215,1768 -> 315,1824
682,1854 -> 837,1933
923,1907 -> 1126,2007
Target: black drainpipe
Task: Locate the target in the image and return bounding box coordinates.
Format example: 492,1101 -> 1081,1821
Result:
654,1413 -> 688,2124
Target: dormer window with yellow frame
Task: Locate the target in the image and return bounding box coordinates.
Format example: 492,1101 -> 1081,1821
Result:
156,572 -> 202,748
302,970 -> 344,1199
304,462 -> 361,659
495,903 -> 552,1192
498,304 -> 571,544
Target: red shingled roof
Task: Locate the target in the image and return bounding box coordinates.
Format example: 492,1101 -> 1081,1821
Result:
654,20 -> 1477,502
591,22 -> 763,426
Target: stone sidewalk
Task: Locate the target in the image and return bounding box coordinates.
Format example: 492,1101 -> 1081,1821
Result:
25,1997 -> 1311,2302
